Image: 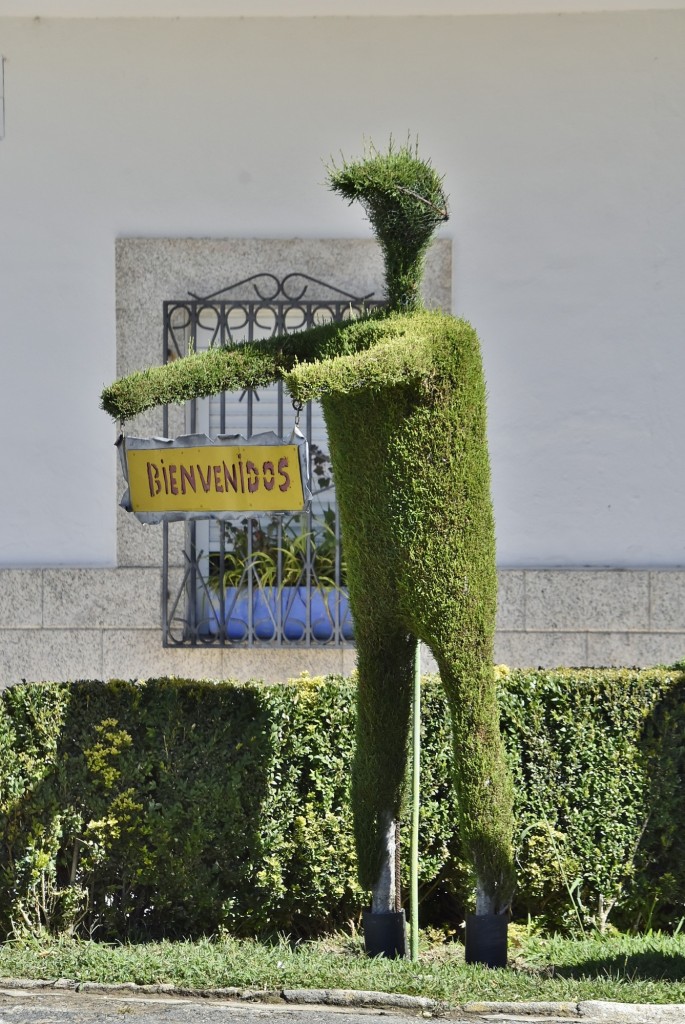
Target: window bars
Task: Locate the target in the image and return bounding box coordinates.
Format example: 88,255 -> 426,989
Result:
161,272 -> 385,647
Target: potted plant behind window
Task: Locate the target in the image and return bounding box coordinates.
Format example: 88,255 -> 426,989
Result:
203,508 -> 352,643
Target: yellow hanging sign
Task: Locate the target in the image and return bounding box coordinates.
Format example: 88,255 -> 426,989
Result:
119,433 -> 308,523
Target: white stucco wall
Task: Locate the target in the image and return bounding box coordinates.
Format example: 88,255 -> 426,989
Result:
2,1 -> 685,15
0,11 -> 683,570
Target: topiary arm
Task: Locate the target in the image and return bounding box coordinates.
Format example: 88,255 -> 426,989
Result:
100,317 -> 380,423
285,334 -> 434,402
100,341 -> 286,422
285,309 -> 474,402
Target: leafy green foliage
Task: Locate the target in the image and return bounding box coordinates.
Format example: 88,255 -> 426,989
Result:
328,138 -> 448,312
0,677 -> 363,941
212,509 -> 345,590
498,667 -> 685,933
100,316 -> 375,424
285,318 -> 436,400
0,670 -> 682,942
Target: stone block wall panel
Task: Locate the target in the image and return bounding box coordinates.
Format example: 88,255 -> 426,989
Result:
43,569 -> 161,630
0,629 -> 103,685
525,570 -> 650,632
2,568 -> 685,684
0,571 -> 43,629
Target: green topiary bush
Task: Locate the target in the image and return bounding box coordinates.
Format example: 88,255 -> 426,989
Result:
0,669 -> 683,941
100,139 -> 514,921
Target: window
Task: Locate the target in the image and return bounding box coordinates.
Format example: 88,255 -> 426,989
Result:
161,273 -> 385,647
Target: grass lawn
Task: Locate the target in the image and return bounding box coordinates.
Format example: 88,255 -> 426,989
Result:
0,929 -> 683,1006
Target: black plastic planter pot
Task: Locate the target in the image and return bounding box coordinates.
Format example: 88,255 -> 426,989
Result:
362,910 -> 408,959
465,913 -> 508,968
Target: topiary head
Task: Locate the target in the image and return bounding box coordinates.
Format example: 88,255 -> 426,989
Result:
328,137 -> 449,313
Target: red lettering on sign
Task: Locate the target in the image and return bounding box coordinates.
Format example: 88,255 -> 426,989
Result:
246,460 -> 259,493
262,460 -> 275,491
180,465 -> 196,494
197,465 -> 212,493
169,465 -> 179,496
223,461 -> 238,493
278,456 -> 291,492
147,462 -> 161,497
213,465 -> 224,493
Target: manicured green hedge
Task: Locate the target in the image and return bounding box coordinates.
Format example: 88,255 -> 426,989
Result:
500,667 -> 685,933
0,670 -> 682,941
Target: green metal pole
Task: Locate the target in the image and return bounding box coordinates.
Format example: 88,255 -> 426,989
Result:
410,640 -> 421,962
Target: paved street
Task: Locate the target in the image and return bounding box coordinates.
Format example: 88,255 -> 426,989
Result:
0,993 -> 440,1024
1,988 -> 685,1024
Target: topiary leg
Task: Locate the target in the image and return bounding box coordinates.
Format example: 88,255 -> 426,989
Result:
351,622 -> 415,911
435,653 -> 515,916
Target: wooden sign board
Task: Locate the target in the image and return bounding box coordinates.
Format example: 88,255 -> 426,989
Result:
118,432 -> 309,524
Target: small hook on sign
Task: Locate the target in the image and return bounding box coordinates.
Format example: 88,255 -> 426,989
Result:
292,398 -> 304,428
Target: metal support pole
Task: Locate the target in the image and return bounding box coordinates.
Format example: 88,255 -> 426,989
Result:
410,640 -> 421,961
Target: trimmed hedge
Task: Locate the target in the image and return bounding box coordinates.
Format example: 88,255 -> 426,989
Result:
0,669 -> 682,941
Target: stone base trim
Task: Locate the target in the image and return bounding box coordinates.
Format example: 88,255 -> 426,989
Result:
1,568 -> 684,685
493,568 -> 685,669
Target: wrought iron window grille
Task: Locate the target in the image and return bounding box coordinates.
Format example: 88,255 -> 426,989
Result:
161,272 -> 386,647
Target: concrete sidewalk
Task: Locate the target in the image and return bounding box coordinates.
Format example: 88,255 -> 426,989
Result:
1,980 -> 684,1024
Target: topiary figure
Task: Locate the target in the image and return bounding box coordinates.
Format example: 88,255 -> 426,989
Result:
101,140 -> 515,929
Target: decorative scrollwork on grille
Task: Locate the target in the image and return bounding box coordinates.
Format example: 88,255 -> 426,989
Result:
161,273 -> 386,648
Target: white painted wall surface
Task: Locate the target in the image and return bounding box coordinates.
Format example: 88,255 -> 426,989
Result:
2,1 -> 685,15
0,12 -> 683,569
